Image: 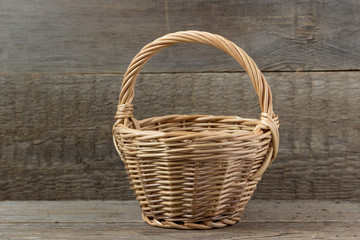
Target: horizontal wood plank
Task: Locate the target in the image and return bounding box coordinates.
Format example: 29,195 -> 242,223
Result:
1,200 -> 359,223
0,169 -> 133,200
0,0 -> 359,73
0,200 -> 359,240
0,222 -> 359,240
0,72 -> 359,200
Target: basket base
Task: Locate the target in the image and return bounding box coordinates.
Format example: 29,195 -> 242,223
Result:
142,213 -> 240,230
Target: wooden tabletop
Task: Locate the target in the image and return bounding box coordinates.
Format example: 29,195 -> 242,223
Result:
0,200 -> 359,240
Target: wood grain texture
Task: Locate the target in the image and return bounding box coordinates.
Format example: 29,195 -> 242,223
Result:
0,200 -> 359,239
0,0 -> 359,73
1,222 -> 359,240
1,200 -> 360,223
0,72 -> 359,200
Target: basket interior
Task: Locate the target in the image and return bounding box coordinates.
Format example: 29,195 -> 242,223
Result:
136,114 -> 260,134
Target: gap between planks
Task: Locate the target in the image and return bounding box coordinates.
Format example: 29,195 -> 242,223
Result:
0,69 -> 360,76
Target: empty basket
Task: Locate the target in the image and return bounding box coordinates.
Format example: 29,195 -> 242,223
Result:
112,30 -> 279,229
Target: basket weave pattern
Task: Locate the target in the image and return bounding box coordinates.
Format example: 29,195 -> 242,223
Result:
113,31 -> 279,229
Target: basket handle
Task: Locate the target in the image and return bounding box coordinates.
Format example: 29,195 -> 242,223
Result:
116,30 -> 275,119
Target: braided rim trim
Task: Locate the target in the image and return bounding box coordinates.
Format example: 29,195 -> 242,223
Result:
142,213 -> 240,230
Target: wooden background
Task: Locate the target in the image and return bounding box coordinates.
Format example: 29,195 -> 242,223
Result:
0,0 -> 359,200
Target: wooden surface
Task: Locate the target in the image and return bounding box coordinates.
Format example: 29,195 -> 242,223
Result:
0,200 -> 359,239
1,0 -> 360,73
1,0 -> 360,201
1,72 -> 359,200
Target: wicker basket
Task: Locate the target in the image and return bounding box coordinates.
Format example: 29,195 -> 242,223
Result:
112,30 -> 279,229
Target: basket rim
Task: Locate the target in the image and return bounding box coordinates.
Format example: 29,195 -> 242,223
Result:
112,114 -> 266,140
137,114 -> 261,125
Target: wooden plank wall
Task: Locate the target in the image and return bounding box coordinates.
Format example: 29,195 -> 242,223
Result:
0,0 -> 359,200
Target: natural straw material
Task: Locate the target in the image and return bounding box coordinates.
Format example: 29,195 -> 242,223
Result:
113,31 -> 279,229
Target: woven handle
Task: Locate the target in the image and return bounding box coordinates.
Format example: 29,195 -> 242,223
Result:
117,30 -> 275,119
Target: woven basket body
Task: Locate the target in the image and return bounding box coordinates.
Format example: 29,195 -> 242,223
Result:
113,31 -> 279,229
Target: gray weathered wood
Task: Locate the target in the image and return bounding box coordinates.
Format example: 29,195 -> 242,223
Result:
1,200 -> 359,223
0,169 -> 133,200
0,0 -> 359,73
0,200 -> 359,239
0,72 -> 359,200
1,222 -> 359,240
